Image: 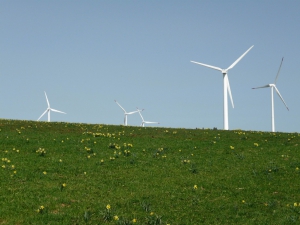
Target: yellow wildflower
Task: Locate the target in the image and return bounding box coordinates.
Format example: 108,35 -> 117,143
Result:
113,215 -> 119,220
106,204 -> 111,210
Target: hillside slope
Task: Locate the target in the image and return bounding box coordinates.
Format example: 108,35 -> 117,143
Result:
0,119 -> 300,224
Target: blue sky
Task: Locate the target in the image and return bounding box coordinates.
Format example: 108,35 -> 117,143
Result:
1,0 -> 299,132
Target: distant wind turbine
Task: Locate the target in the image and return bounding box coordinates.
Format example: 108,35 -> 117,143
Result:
252,57 -> 289,132
37,91 -> 66,122
114,100 -> 142,126
191,45 -> 254,130
137,107 -> 159,127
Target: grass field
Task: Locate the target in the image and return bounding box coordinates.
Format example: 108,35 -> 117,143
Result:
0,119 -> 300,224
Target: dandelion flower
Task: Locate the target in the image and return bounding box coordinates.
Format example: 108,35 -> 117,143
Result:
294,202 -> 298,207
113,215 -> 119,220
242,200 -> 245,203
193,185 -> 198,190
62,183 -> 66,187
132,218 -> 137,223
106,204 -> 111,210
43,171 -> 47,175
230,146 -> 234,150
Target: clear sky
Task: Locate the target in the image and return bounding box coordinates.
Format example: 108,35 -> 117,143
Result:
1,0 -> 299,133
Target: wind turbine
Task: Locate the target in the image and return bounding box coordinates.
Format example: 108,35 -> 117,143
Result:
136,107 -> 160,127
191,45 -> 254,130
252,57 -> 289,132
114,100 -> 142,126
37,91 -> 66,122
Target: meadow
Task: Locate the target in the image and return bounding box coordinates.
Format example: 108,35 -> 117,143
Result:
0,119 -> 300,224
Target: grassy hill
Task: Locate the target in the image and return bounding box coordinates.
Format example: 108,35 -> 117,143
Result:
0,119 -> 300,224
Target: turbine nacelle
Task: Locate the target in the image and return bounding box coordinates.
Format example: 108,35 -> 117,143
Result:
222,70 -> 228,75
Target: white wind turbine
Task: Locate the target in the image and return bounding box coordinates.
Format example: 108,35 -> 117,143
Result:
252,57 -> 289,132
191,45 -> 254,130
114,100 -> 142,126
37,91 -> 66,122
136,107 -> 160,127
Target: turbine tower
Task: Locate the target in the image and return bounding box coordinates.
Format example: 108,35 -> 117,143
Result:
114,100 -> 142,126
137,107 -> 159,127
191,45 -> 254,130
252,57 -> 289,132
37,91 -> 66,122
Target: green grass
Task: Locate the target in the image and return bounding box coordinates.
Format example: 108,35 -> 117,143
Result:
0,119 -> 300,224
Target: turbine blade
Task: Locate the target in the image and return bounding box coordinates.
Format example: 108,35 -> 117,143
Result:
144,121 -> 159,124
50,108 -> 66,114
136,107 -> 144,121
191,61 -> 223,72
274,57 -> 284,84
44,91 -> 50,107
114,100 -> 126,113
37,109 -> 48,121
252,84 -> 271,89
274,85 -> 289,111
126,110 -> 140,115
226,76 -> 234,108
227,45 -> 254,70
